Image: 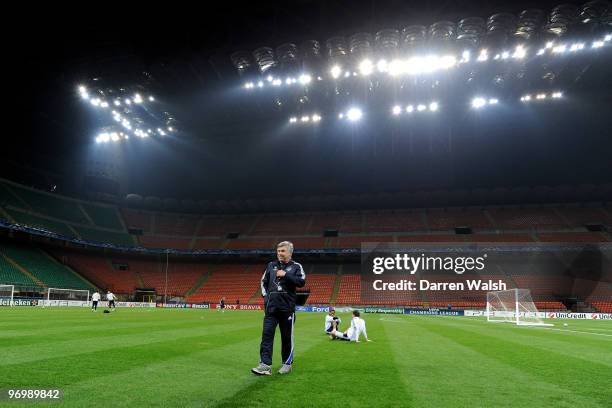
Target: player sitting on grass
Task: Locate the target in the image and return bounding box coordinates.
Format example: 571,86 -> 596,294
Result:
325,307 -> 341,334
330,310 -> 371,342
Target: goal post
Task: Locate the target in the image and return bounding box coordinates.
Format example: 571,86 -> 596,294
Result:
0,284 -> 15,306
487,288 -> 553,326
46,288 -> 90,303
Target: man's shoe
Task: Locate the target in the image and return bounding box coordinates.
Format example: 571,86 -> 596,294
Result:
251,363 -> 272,376
278,364 -> 292,375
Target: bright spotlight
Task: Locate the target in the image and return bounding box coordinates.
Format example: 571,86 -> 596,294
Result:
392,105 -> 402,115
406,105 -> 414,113
298,74 -> 312,85
472,97 -> 486,109
429,102 -> 439,112
488,98 -> 499,105
301,115 -> 310,122
552,44 -> 567,53
461,50 -> 470,62
546,41 -> 554,49
344,71 -> 351,78
513,46 -> 526,59
312,114 -> 321,122
133,94 -> 143,104
346,108 -> 362,121
536,93 -> 547,99
536,48 -> 546,55
338,113 -> 344,119
289,117 -> 297,123
605,34 -> 612,42
90,98 -> 100,107
330,65 -> 342,79
570,43 -> 584,52
522,95 -> 532,102
285,78 -> 293,85
266,75 -> 273,82
168,127 -> 174,132
272,79 -> 282,86
592,41 -> 605,48
111,132 -> 120,142
125,98 -> 132,105
501,51 -> 510,59
148,96 -> 155,102
114,100 -> 121,106
100,101 -> 109,108
416,104 -> 426,112
358,59 -> 374,76
377,59 -> 388,72
551,92 -> 563,98
477,50 -> 488,62
257,81 -> 264,88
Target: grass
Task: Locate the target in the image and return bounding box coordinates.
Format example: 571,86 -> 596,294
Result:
0,308 -> 611,407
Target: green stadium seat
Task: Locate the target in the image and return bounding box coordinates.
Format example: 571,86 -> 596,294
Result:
6,183 -> 88,224
0,183 -> 27,208
81,203 -> 124,230
0,253 -> 39,286
73,226 -> 135,247
5,208 -> 76,237
1,245 -> 93,290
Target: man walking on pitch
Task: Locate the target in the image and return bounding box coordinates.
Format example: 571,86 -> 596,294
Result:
91,290 -> 101,311
106,291 -> 116,310
252,241 -> 306,376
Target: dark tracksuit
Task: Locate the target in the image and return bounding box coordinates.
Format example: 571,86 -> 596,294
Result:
259,259 -> 306,366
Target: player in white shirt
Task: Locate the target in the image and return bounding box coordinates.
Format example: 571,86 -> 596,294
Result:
106,291 -> 116,310
324,307 -> 341,334
331,310 -> 371,342
91,291 -> 101,312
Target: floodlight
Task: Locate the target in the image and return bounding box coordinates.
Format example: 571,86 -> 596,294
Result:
346,108 -> 362,121
472,97 -> 486,108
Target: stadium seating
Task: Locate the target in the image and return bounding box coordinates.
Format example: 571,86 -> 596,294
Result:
121,209 -> 153,233
0,252 -> 39,286
1,245 -> 92,290
0,183 -> 27,208
73,226 -> 135,247
4,182 -> 88,224
113,257 -> 207,296
5,208 -> 75,237
186,265 -> 260,303
364,211 -> 426,233
488,208 -> 567,231
81,203 -> 124,230
55,250 -> 140,293
427,208 -> 493,231
304,264 -> 338,304
139,236 -> 193,250
153,213 -> 199,236
334,274 -> 361,305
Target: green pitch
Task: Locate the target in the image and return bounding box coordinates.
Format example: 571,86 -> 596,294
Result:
1,308 -> 611,407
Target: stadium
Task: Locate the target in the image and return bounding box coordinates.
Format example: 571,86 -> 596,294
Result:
2,1 -> 612,407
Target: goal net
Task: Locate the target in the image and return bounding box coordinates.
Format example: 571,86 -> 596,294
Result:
487,288 -> 553,326
0,284 -> 14,306
46,288 -> 90,303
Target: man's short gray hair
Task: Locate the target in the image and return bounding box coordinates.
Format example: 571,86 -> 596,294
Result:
277,241 -> 294,253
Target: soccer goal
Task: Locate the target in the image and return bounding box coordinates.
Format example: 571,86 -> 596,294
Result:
486,288 -> 553,326
0,284 -> 15,306
47,288 -> 90,304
